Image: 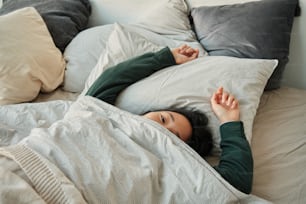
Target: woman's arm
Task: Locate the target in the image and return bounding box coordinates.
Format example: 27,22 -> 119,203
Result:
213,122 -> 253,194
86,45 -> 198,105
210,87 -> 253,194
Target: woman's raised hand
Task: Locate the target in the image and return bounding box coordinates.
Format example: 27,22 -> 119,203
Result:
210,87 -> 240,124
171,44 -> 199,64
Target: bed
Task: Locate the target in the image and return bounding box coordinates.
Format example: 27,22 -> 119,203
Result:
0,0 -> 305,203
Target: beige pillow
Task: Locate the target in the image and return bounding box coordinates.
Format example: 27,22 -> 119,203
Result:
0,7 -> 65,105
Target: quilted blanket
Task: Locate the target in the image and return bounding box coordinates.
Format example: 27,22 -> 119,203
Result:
0,96 -> 271,203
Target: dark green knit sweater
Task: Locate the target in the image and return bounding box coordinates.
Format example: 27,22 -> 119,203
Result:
86,47 -> 253,194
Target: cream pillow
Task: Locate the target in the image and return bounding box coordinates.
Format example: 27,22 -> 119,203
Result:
83,23 -> 278,154
0,7 -> 65,105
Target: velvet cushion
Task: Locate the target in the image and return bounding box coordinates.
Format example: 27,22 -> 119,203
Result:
191,0 -> 298,90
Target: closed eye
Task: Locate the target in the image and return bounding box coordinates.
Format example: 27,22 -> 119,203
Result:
160,114 -> 166,123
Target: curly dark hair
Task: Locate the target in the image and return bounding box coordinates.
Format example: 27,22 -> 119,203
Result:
162,108 -> 213,157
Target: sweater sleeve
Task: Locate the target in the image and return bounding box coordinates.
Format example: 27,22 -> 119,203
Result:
213,121 -> 253,194
86,47 -> 176,105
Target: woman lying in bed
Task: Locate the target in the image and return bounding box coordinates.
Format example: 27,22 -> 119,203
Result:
86,45 -> 253,194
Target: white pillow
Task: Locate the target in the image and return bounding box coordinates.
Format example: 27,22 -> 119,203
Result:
63,24 -> 114,93
65,0 -> 205,93
88,0 -> 195,32
88,0 -> 199,43
83,22 -> 278,154
82,23 -> 163,94
116,56 -> 277,154
132,0 -> 197,42
0,7 -> 65,105
186,0 -> 261,8
88,0 -> 158,26
82,23 -> 206,94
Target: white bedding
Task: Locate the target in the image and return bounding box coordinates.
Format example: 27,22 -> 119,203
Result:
1,0 -> 305,203
1,87 -> 305,203
0,95 -> 270,203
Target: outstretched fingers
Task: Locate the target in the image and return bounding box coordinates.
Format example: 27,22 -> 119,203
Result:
211,86 -> 223,104
210,86 -> 240,123
212,87 -> 239,110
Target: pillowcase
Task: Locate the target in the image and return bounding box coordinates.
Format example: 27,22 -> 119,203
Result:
63,0 -> 204,93
190,0 -> 297,90
82,23 -> 163,94
83,22 -> 278,154
186,0 -> 260,7
133,0 -> 197,42
63,24 -> 114,93
88,0 -> 160,26
0,0 -> 91,52
65,22 -> 205,93
0,7 -> 65,105
116,56 -> 277,154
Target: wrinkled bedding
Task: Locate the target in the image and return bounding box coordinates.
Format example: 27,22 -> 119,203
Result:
0,95 -> 269,203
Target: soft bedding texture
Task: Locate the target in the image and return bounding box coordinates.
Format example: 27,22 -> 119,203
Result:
83,24 -> 162,93
0,7 -> 65,105
63,0 -> 204,93
63,24 -> 115,93
1,87 -> 305,203
0,0 -> 91,52
82,23 -> 278,154
186,0 -> 261,7
132,0 -> 196,42
190,0 -> 298,90
0,96 -> 271,203
65,21 -> 205,93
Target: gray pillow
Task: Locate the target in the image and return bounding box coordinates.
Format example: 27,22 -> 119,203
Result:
191,0 -> 298,90
0,0 -> 91,52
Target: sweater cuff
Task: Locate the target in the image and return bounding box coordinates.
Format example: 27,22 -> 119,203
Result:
220,121 -> 245,139
154,47 -> 176,67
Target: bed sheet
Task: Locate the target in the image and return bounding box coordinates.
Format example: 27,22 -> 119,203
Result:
33,87 -> 79,103
251,87 -> 306,204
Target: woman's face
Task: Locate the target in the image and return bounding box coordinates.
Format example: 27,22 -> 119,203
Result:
143,111 -> 192,142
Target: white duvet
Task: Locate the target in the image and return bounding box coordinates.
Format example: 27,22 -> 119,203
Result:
0,96 -> 270,204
